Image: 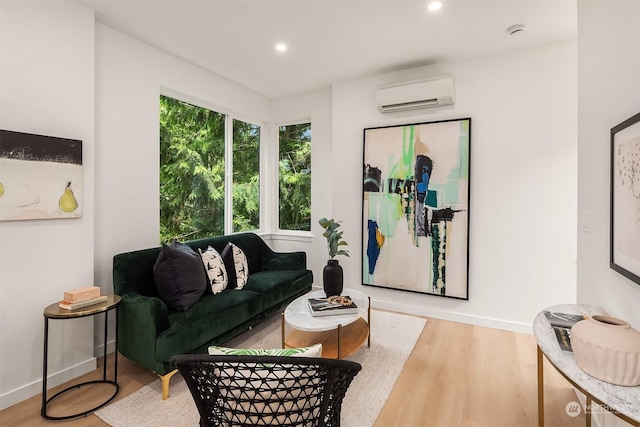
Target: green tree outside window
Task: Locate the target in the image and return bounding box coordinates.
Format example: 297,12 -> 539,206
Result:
159,96 -> 261,242
232,120 -> 260,232
279,123 -> 311,231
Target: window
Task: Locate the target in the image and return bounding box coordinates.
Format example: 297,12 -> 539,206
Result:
232,119 -> 260,232
278,123 -> 311,231
159,95 -> 261,242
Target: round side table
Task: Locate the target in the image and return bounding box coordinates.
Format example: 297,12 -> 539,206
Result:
41,294 -> 121,420
282,288 -> 371,359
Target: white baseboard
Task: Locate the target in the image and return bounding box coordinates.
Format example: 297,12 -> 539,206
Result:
1,338 -> 119,411
0,357 -> 96,411
372,298 -> 533,334
309,285 -> 533,334
1,295 -> 532,412
94,338 -> 118,358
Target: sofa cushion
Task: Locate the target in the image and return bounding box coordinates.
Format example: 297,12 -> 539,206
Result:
242,270 -> 313,310
187,233 -> 270,273
221,242 -> 249,290
199,246 -> 228,294
262,252 -> 305,271
156,289 -> 263,362
153,241 -> 207,312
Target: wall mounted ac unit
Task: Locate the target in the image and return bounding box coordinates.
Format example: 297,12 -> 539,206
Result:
376,75 -> 455,113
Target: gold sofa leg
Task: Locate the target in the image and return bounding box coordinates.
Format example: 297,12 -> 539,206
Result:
159,369 -> 178,400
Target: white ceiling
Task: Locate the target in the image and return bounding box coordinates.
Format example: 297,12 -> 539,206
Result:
81,0 -> 577,99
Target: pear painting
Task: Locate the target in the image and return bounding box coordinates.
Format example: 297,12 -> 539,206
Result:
0,129 -> 82,221
59,182 -> 78,213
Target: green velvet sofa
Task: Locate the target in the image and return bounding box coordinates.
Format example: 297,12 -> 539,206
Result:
112,232 -> 313,399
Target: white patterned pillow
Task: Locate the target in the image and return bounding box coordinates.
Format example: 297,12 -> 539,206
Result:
208,343 -> 322,357
198,246 -> 227,294
221,242 -> 249,290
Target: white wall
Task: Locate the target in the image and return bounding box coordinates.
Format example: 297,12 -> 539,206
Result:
0,2 -> 583,410
577,0 -> 640,336
94,30 -> 579,338
0,1 -> 96,410
271,89 -> 333,279
93,24 -> 273,350
328,40 -> 578,333
577,3 -> 640,418
94,22 -> 271,264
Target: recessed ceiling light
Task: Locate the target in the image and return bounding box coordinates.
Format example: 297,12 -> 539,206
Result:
275,43 -> 287,52
428,2 -> 442,11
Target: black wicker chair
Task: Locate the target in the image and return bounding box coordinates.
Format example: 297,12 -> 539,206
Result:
170,354 -> 362,427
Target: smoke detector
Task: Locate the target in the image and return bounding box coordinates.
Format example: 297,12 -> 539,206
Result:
507,24 -> 526,36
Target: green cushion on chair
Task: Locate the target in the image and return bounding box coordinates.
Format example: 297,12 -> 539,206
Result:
208,343 -> 322,357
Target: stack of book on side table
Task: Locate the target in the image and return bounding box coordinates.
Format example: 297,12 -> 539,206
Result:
543,310 -> 588,354
59,286 -> 107,310
308,295 -> 358,317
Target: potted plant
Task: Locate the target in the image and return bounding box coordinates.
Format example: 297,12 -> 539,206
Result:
319,217 -> 349,296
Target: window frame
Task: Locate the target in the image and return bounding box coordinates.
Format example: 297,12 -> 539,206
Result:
159,89 -> 265,238
275,120 -> 313,236
230,117 -> 262,234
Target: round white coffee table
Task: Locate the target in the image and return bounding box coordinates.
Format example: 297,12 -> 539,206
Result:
281,288 -> 370,359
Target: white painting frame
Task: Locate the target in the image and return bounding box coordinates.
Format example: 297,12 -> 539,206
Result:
0,130 -> 82,221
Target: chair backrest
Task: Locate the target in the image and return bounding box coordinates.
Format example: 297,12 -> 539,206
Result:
170,354 -> 362,427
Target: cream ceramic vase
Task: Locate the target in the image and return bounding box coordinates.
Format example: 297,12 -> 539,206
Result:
570,315 -> 640,386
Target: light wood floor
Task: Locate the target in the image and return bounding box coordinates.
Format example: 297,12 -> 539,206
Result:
0,315 -> 585,427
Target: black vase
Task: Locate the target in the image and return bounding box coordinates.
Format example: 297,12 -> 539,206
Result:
323,259 -> 343,297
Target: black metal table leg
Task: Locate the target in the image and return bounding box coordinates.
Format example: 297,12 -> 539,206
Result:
41,317 -> 49,417
41,295 -> 121,420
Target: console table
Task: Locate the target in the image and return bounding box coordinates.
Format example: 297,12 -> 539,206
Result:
41,294 -> 120,420
534,304 -> 640,427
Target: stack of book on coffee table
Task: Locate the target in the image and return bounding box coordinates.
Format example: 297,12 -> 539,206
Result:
59,286 -> 107,310
308,295 -> 358,317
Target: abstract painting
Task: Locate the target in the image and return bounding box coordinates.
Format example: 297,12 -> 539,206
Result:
610,112 -> 640,285
0,129 -> 82,221
362,118 -> 470,299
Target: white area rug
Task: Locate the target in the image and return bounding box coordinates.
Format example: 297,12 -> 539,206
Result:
96,310 -> 426,427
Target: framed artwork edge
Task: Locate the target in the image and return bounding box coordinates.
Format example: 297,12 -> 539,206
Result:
362,117 -> 471,301
362,282 -> 470,301
610,112 -> 640,286
0,129 -> 83,221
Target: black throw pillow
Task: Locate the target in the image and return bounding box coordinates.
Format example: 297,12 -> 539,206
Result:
153,241 -> 207,311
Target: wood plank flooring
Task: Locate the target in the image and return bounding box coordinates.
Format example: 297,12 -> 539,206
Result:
375,318 -> 583,427
0,315 -> 585,427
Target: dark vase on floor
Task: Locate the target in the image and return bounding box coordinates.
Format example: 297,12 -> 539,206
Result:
323,259 -> 343,297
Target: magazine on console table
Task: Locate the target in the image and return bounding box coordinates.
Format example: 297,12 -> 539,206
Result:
308,295 -> 358,317
543,310 -> 588,354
